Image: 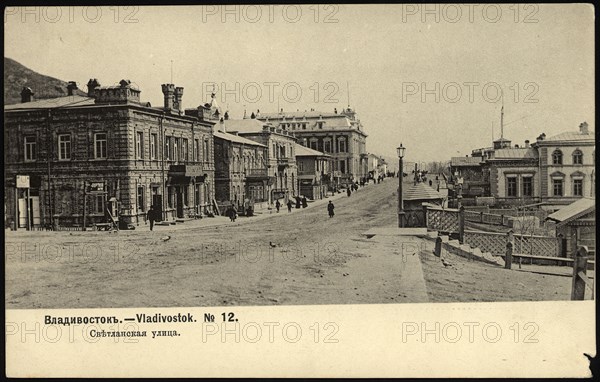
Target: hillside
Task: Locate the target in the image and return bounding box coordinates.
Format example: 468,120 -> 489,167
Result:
4,57 -> 87,105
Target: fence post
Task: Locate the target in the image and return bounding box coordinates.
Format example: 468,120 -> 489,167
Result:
505,242 -> 513,269
501,214 -> 505,226
480,211 -> 484,223
458,206 -> 465,244
434,236 -> 442,257
557,233 -> 567,258
571,246 -> 589,300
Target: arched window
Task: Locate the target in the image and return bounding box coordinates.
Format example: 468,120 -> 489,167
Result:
552,149 -> 563,165
572,149 -> 583,165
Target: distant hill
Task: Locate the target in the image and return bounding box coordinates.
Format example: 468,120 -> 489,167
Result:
4,57 -> 87,105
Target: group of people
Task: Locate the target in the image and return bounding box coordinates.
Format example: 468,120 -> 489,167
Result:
275,195 -> 308,213
274,196 -> 335,218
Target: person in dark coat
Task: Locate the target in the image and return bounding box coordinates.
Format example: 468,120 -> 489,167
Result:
327,201 -> 335,218
287,200 -> 293,212
148,205 -> 155,231
275,200 -> 281,213
347,188 -> 351,197
226,204 -> 237,222
295,196 -> 301,209
302,196 -> 308,208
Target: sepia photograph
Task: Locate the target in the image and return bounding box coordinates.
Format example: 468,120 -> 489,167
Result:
4,3 -> 596,378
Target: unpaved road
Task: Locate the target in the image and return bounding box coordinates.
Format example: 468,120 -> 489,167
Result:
5,179 -> 581,309
6,180 -> 410,309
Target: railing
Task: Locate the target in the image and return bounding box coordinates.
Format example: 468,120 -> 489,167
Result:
464,229 -> 559,259
425,205 -> 463,241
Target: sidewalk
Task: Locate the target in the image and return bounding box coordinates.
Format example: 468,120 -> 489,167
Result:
4,188 -> 352,237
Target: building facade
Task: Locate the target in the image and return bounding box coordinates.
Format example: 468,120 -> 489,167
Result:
483,147 -> 540,206
449,122 -> 594,211
256,107 -> 368,186
213,129 -> 268,212
4,80 -> 215,230
220,118 -> 298,205
532,122 -> 595,209
295,144 -> 332,200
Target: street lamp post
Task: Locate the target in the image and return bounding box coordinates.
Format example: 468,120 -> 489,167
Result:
397,144 -> 406,228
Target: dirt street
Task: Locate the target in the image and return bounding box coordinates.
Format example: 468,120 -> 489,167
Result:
5,179 -> 585,309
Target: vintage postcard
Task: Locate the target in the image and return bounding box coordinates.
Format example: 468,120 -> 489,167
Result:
4,3 -> 596,378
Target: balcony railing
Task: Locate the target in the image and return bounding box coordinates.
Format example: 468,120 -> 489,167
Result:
246,168 -> 269,178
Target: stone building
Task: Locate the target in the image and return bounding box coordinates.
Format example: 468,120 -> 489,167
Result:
213,128 -> 268,213
256,107 -> 368,187
450,122 -> 595,210
220,118 -> 298,205
4,80 -> 215,230
532,122 -> 595,209
295,144 -> 332,200
483,146 -> 539,206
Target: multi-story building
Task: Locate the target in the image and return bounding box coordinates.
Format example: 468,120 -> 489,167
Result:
213,127 -> 268,212
484,145 -> 539,206
220,118 -> 298,205
295,144 -> 332,200
256,107 -> 368,186
450,122 -> 595,211
532,122 -> 595,209
4,79 -> 215,230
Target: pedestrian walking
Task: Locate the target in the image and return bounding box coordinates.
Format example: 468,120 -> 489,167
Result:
226,203 -> 237,222
302,196 -> 308,208
295,196 -> 301,209
148,205 -> 155,231
347,188 -> 351,197
429,180 -> 433,187
275,199 -> 281,213
287,200 -> 293,212
327,201 -> 335,218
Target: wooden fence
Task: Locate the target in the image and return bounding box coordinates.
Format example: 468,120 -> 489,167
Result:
572,246 -> 594,300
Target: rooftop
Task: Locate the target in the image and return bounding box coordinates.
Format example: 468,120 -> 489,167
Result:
546,197 -> 595,226
213,130 -> 266,147
220,118 -> 272,134
490,147 -> 538,160
403,182 -> 445,201
295,144 -> 329,157
543,130 -> 595,142
450,156 -> 482,167
4,95 -> 95,110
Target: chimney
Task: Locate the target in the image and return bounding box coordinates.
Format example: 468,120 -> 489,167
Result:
86,79 -> 100,97
579,121 -> 589,135
173,87 -> 184,111
525,140 -> 530,147
67,81 -> 78,96
161,84 -> 175,110
20,87 -> 34,103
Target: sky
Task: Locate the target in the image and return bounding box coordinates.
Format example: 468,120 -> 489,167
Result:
4,4 -> 595,166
